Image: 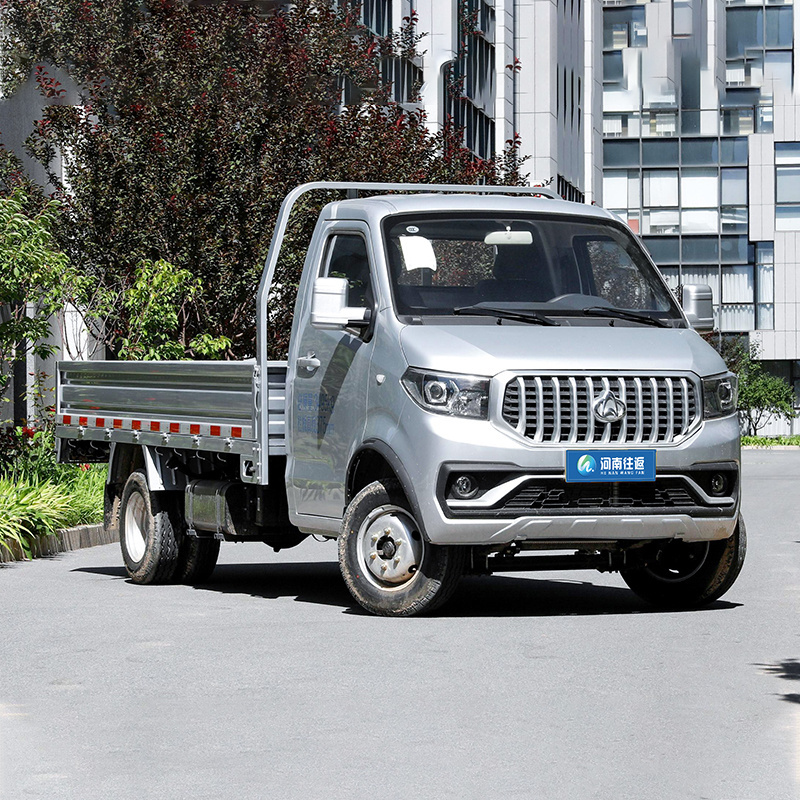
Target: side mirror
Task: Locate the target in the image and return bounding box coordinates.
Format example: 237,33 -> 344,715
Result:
682,284 -> 714,331
311,277 -> 369,330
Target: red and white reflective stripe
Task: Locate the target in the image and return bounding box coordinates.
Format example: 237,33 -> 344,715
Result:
58,414 -> 248,439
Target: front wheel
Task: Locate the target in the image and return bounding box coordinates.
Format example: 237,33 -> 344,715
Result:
339,479 -> 465,617
621,517 -> 747,609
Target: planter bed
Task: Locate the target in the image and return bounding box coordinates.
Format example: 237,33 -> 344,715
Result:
0,523 -> 115,563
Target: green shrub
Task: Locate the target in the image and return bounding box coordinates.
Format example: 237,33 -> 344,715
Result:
60,466 -> 106,528
741,435 -> 800,447
0,468 -> 105,558
0,421 -> 105,557
0,475 -> 71,557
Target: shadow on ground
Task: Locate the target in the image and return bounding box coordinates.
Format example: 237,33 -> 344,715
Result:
74,561 -> 741,618
757,658 -> 800,704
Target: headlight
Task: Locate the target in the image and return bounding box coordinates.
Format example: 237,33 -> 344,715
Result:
703,373 -> 738,419
401,368 -> 489,419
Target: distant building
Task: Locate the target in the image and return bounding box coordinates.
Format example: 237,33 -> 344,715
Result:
598,0 -> 800,424
391,0 -> 602,201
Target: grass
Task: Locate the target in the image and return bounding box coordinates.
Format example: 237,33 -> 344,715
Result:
741,435 -> 800,447
0,467 -> 105,559
0,422 -> 106,558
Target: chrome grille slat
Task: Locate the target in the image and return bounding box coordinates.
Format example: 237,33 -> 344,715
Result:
600,377 -> 612,444
617,377 -> 627,444
501,374 -> 700,446
680,378 -> 689,436
633,378 -> 643,443
568,377 -> 578,443
552,378 -> 561,444
585,377 -> 595,443
533,377 -> 544,443
515,376 -> 526,435
649,377 -> 659,444
665,377 -> 675,443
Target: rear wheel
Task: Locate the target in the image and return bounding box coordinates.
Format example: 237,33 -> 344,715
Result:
621,517 -> 746,608
119,470 -> 181,584
339,479 -> 465,616
177,536 -> 220,584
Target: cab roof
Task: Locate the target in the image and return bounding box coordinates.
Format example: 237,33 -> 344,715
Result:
321,192 -> 617,226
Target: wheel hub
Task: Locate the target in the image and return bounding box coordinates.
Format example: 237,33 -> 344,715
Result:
359,507 -> 424,586
124,492 -> 147,563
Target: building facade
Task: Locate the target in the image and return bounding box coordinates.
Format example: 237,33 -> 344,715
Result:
598,0 -> 800,418
368,0 -> 602,201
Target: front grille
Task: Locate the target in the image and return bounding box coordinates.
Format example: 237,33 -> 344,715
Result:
500,375 -> 699,445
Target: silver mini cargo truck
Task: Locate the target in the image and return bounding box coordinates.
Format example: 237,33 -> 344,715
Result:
55,182 -> 745,616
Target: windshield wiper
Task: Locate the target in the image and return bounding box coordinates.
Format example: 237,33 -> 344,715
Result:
581,306 -> 669,328
453,305 -> 559,326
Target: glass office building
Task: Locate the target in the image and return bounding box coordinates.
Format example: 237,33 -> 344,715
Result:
600,0 -> 800,413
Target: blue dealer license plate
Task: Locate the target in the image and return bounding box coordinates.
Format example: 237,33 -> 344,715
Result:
566,450 -> 656,483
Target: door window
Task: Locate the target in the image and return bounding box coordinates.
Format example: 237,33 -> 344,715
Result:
324,234 -> 373,308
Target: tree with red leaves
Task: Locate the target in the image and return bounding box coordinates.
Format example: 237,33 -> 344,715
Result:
1,0 -> 527,359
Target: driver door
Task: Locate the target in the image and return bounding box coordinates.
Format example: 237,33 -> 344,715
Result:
287,226 -> 376,520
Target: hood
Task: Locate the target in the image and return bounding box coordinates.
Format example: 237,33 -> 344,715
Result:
399,323 -> 727,377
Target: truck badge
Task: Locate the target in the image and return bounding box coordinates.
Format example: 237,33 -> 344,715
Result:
593,390 -> 627,423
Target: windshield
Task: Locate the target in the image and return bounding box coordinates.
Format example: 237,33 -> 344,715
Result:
383,213 -> 682,323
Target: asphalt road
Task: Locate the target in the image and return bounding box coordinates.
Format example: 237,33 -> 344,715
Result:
1,450 -> 798,800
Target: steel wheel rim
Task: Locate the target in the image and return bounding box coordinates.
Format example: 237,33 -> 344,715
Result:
645,541 -> 710,583
356,504 -> 425,591
124,492 -> 148,563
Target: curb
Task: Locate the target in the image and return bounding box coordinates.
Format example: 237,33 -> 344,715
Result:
742,445 -> 800,450
0,523 -> 117,564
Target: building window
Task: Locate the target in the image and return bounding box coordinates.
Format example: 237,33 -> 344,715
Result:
361,0 -> 392,36
642,139 -> 679,166
604,7 -> 647,50
443,0 -> 495,159
603,52 -> 624,84
776,143 -> 800,231
673,0 -> 692,37
722,108 -> 755,136
602,112 -> 640,138
638,236 -> 769,333
756,243 -> 774,330
603,140 -> 639,167
382,57 -> 423,105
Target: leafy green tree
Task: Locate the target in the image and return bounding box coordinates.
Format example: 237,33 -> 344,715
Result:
0,187 -> 81,416
737,348 -> 796,436
2,0 -> 526,360
710,335 -> 796,435
118,258 -> 230,360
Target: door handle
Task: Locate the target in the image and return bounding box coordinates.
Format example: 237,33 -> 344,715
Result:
297,353 -> 321,372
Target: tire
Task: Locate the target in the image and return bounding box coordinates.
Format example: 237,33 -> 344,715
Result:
104,483 -> 121,538
176,536 -> 220,584
621,516 -> 747,609
119,470 -> 181,584
338,479 -> 466,617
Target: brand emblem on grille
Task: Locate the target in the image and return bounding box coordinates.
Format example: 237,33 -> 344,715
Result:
593,390 -> 627,423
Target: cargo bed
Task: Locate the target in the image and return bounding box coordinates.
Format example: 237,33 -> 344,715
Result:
55,360 -> 287,470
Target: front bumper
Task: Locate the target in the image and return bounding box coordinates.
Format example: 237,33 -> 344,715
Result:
379,397 -> 740,546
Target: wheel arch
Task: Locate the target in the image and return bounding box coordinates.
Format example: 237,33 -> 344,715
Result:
347,440 -> 428,540
108,443 -> 144,489
109,443 -> 186,492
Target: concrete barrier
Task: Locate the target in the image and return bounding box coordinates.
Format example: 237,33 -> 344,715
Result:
0,523 -> 117,563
